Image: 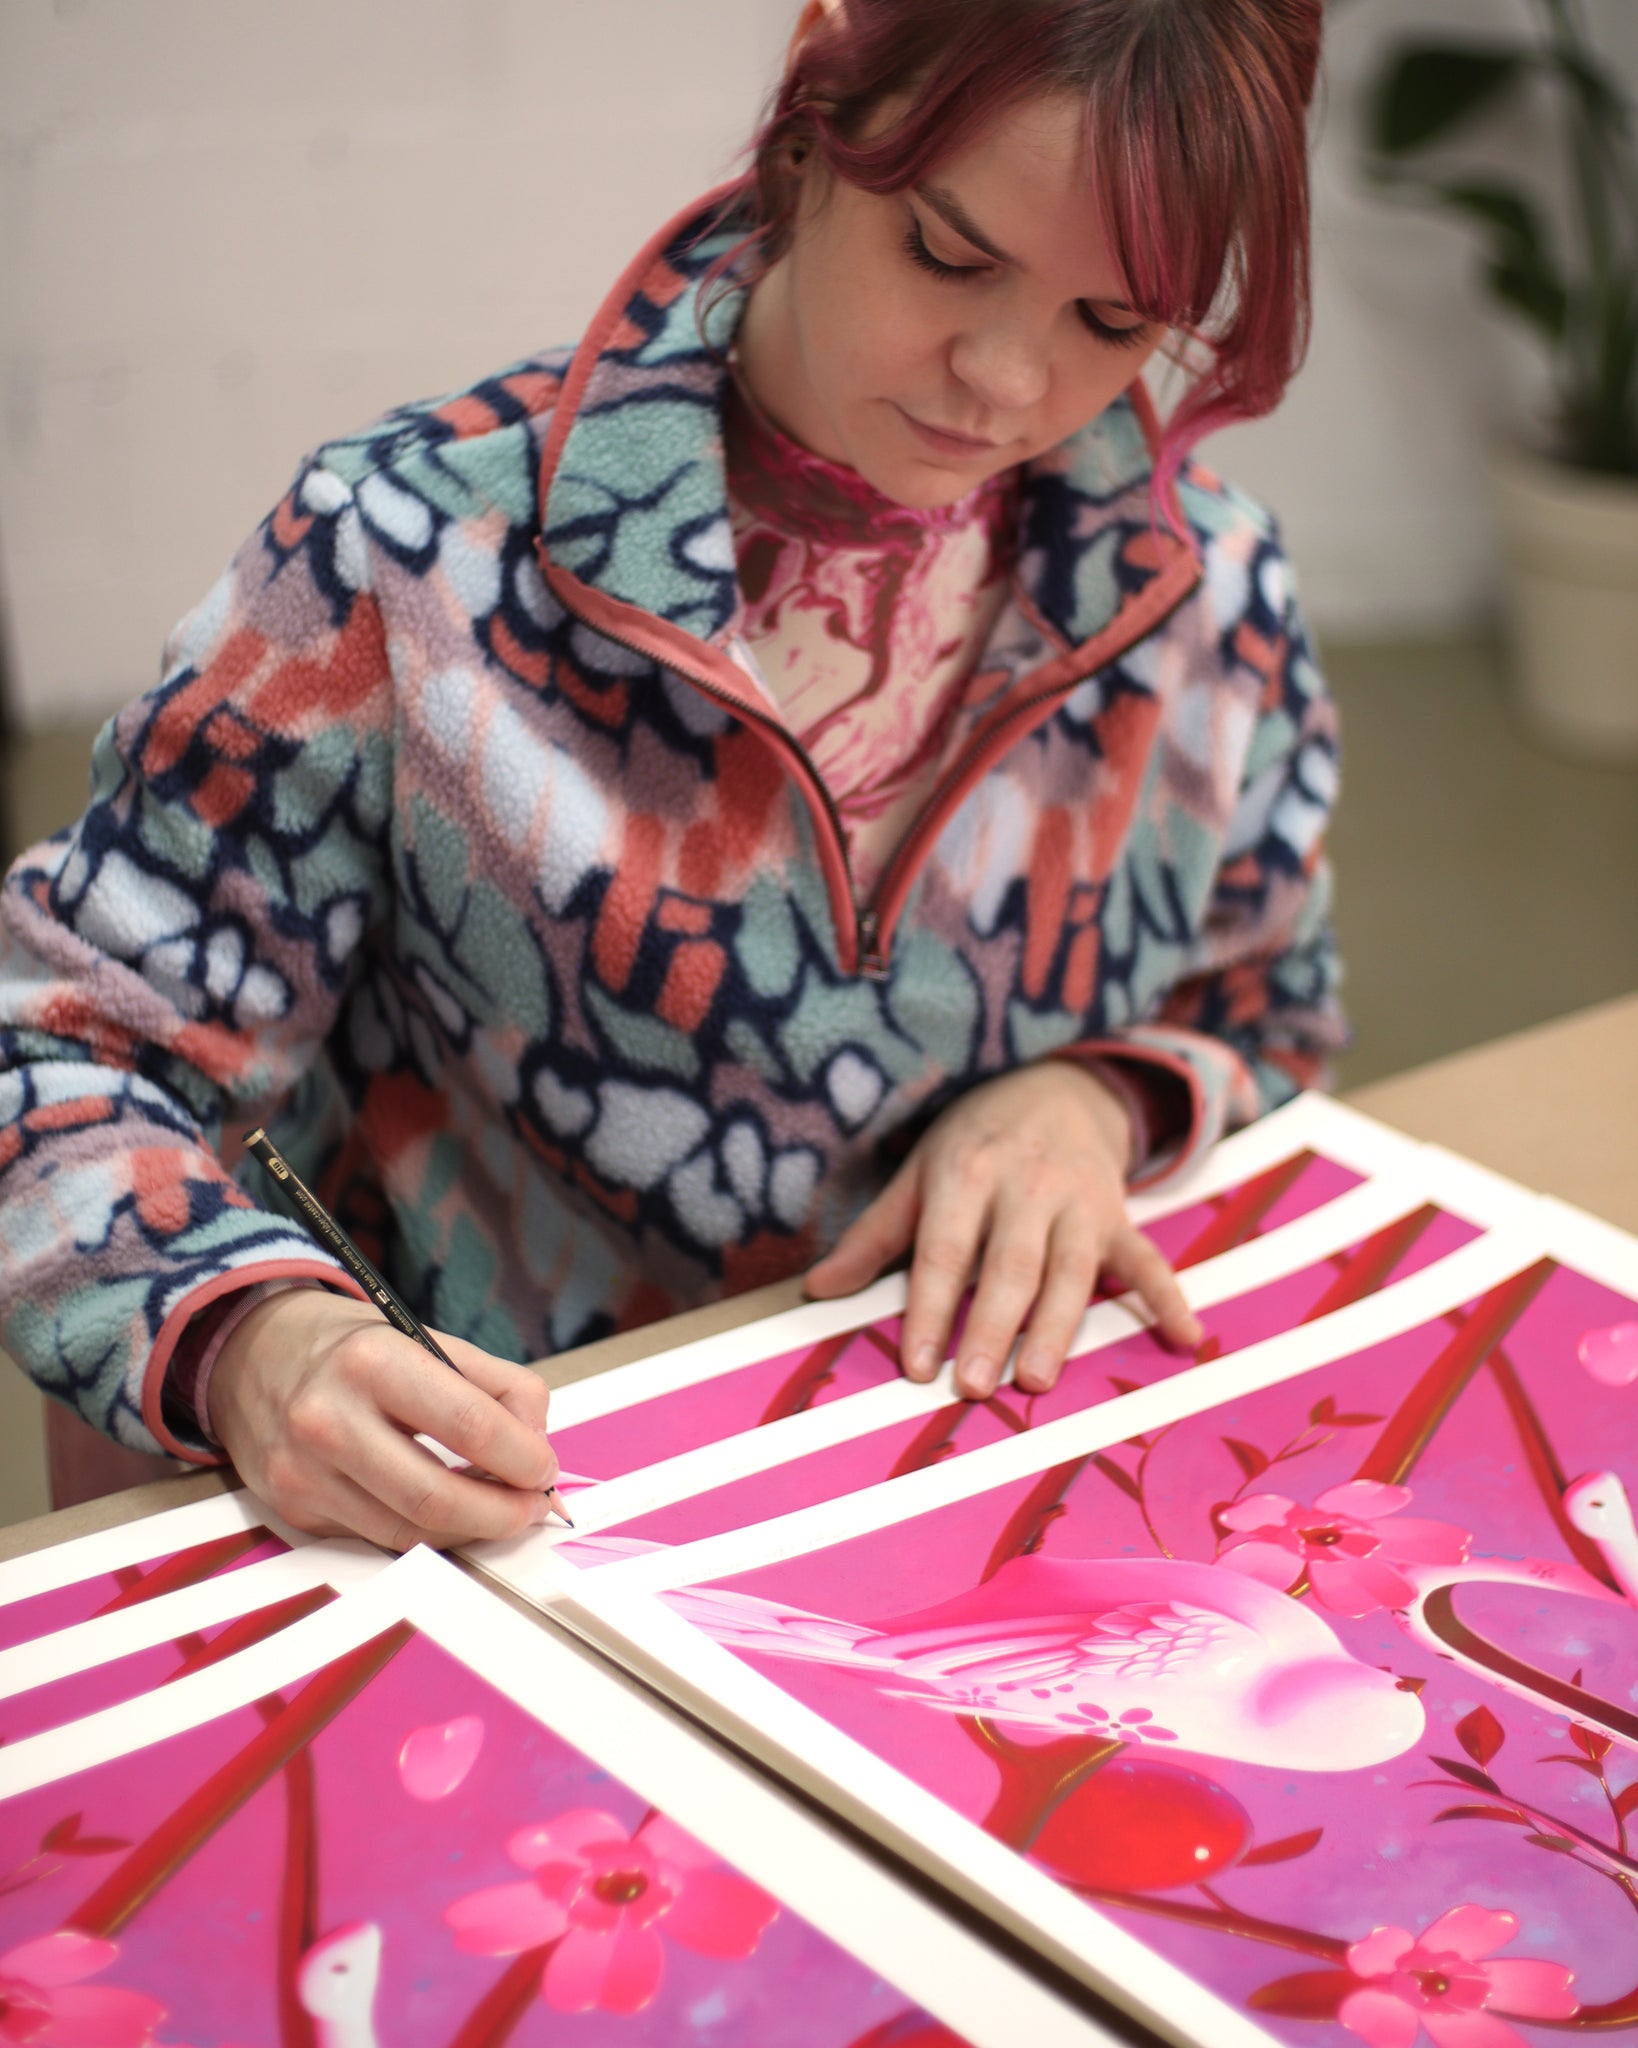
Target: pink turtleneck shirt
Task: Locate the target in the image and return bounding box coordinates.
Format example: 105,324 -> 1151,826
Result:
724,375 -> 1019,904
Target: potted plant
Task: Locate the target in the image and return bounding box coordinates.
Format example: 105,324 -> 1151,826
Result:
1364,0 -> 1638,760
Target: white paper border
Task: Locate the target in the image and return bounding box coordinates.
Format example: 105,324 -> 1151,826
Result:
0,1540 -> 384,1705
0,1488 -> 304,1616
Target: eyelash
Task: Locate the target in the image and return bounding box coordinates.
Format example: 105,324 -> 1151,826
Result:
900,219 -> 1150,351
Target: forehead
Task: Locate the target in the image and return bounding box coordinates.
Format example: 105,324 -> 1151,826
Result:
915,92 -> 1125,292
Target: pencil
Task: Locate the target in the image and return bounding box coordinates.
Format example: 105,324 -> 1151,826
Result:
243,1127 -> 574,1529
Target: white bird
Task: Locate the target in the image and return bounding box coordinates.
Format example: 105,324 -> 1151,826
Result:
1564,1469 -> 1638,1604
296,1922 -> 382,2048
667,1552 -> 1426,1773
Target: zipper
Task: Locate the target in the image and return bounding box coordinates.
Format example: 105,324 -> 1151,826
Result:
546,553 -> 1199,984
543,591 -> 874,970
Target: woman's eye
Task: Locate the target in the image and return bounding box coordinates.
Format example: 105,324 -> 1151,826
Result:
902,220 -> 987,283
1078,305 -> 1150,350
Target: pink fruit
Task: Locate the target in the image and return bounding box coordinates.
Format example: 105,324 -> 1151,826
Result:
397,1715 -> 484,1800
1031,1756 -> 1253,1892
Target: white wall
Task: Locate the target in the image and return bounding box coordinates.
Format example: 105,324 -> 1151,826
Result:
1206,0 -> 1638,640
3,0 -> 1635,726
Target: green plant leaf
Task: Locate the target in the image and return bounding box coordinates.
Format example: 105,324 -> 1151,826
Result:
1428,180 -> 1570,343
1368,44 -> 1531,156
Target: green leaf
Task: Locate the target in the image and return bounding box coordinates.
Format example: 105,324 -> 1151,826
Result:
1369,44 -> 1531,156
1429,180 -> 1571,343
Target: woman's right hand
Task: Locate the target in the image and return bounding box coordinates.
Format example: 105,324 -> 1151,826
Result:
208,1289 -> 562,1551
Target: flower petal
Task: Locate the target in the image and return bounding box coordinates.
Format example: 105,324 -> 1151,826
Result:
636,1813 -> 720,1872
1216,1540 -> 1305,1589
509,1809 -> 628,1869
1578,1321 -> 1638,1386
545,1920 -> 664,2016
1348,1927 -> 1417,1979
446,1879 -> 567,1955
1317,1481 -> 1413,1519
1339,1987 -> 1422,2048
1420,1906 -> 1517,1963
1422,2008 -> 1530,2048
24,1985 -> 169,2048
1219,1494 -> 1299,1532
661,1868 -> 780,1959
600,1916 -> 667,2015
398,1715 -> 485,1801
1480,1959 -> 1579,2019
1312,1554 -> 1416,1618
0,1933 -> 119,1989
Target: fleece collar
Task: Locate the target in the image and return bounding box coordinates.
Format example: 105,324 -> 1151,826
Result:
536,189 -> 1195,664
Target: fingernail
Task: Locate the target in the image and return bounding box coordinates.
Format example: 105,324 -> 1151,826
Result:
960,1356 -> 996,1399
908,1341 -> 939,1381
1017,1347 -> 1052,1389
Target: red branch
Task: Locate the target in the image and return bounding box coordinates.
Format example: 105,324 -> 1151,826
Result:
758,1331 -> 856,1424
1300,1205 -> 1439,1324
1173,1151 -> 1317,1271
94,1529 -> 270,1616
1354,1260 -> 1557,1486
445,1945 -> 555,2048
69,1622 -> 412,1938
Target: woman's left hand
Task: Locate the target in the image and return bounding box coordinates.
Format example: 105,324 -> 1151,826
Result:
805,1061 -> 1202,1399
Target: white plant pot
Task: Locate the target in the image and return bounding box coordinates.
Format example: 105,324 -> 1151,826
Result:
1489,447 -> 1638,763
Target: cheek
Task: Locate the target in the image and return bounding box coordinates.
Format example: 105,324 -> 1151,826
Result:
1047,339 -> 1163,439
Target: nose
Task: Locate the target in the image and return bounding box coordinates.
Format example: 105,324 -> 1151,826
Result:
949,314 -> 1051,417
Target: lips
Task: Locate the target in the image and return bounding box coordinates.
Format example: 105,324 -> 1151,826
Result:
896,406 -> 999,456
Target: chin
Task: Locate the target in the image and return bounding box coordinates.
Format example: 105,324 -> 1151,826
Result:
863,456 -> 994,512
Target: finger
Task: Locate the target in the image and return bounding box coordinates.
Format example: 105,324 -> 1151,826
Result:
371,1349 -> 558,1493
343,1419 -> 559,1550
900,1171 -> 990,1386
436,1334 -> 552,1434
951,1190 -> 1051,1400
1103,1226 -> 1203,1349
1014,1217 -> 1105,1394
806,1160 -> 921,1299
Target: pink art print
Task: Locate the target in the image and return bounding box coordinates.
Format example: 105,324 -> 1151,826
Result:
648,1251 -> 1638,2046
0,1524 -> 289,1658
566,1200 -> 1478,1559
0,1616 -> 974,2047
551,1145 -> 1366,1492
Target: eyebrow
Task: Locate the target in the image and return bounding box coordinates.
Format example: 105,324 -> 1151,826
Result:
912,180 -> 1139,316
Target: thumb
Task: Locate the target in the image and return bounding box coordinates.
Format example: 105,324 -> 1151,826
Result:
806,1160 -> 921,1299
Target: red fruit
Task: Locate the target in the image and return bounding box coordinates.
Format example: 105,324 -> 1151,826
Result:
1030,1756 -> 1253,1892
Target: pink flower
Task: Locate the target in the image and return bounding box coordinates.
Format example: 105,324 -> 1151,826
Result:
0,1931 -> 166,2048
444,1808 -> 778,2014
1339,1905 -> 1577,2048
1218,1481 -> 1470,1616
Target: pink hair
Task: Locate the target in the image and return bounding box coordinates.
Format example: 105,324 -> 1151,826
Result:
707,0 -> 1321,526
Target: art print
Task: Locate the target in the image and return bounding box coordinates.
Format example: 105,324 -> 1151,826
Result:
0,1546 -> 1112,2047
515,1201 -> 1638,2048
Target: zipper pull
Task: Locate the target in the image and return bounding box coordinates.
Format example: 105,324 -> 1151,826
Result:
856,909 -> 890,981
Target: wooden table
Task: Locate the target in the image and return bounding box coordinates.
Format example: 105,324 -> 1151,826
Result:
4,989 -> 1634,1564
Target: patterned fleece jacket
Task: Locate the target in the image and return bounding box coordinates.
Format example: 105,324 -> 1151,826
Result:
0,190 -> 1346,1461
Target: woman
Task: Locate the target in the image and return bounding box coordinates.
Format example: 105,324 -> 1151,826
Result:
0,0 -> 1341,1549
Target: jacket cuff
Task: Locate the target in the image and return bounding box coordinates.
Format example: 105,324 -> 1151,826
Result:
143,1259 -> 369,1463
1054,1024 -> 1259,1192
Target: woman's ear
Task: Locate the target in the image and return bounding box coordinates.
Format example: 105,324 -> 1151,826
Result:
785,0 -> 845,71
